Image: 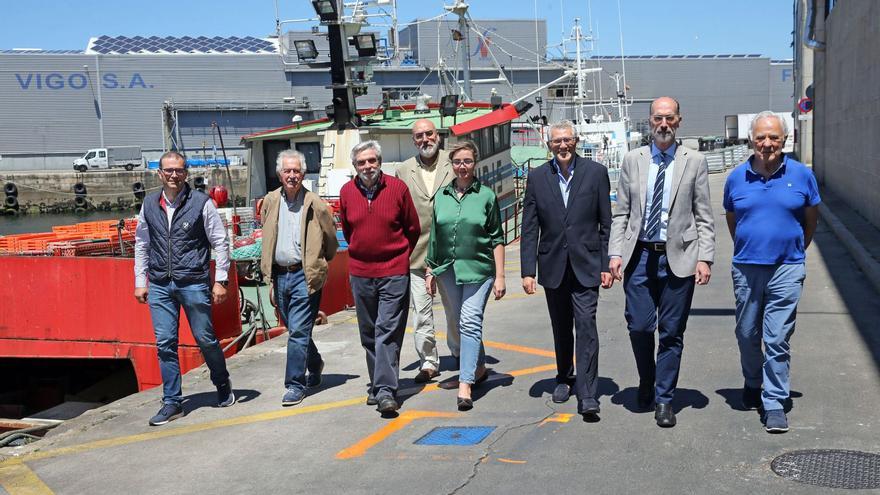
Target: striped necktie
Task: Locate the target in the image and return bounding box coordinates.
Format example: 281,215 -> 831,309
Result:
645,152 -> 669,240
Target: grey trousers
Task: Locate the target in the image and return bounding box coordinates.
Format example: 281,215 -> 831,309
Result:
351,274 -> 410,400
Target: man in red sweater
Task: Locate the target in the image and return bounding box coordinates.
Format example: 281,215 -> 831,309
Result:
340,140 -> 421,414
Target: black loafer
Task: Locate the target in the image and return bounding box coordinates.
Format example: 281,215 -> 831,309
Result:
578,401 -> 600,421
552,383 -> 571,403
655,403 -> 676,428
457,397 -> 473,411
377,397 -> 399,413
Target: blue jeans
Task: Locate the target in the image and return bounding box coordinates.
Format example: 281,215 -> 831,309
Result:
274,270 -> 323,392
148,279 -> 230,406
436,270 -> 491,384
731,263 -> 806,411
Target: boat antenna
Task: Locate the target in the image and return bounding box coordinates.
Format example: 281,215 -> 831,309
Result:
616,0 -> 629,121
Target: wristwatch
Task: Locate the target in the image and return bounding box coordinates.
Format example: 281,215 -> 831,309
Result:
216,280 -> 229,287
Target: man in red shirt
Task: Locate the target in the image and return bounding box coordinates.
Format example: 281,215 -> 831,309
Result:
340,140 -> 420,414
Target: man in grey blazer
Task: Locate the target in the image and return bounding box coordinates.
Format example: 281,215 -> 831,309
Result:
609,96 -> 715,428
396,119 -> 455,382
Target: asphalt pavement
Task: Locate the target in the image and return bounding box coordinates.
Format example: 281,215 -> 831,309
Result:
2,172 -> 879,495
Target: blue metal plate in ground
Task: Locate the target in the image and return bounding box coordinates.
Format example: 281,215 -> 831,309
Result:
414,426 -> 496,446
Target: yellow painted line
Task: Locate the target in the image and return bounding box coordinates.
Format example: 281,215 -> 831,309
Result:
497,458 -> 527,464
19,396 -> 365,463
539,413 -> 574,426
0,460 -> 54,495
336,410 -> 460,460
8,361 -> 559,467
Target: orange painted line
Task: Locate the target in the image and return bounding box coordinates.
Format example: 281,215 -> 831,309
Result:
482,339 -> 556,358
497,458 -> 527,464
335,410 -> 460,460
507,363 -> 558,377
423,328 -> 556,359
539,413 -> 574,426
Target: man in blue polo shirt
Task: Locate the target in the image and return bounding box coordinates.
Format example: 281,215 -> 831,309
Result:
723,111 -> 820,434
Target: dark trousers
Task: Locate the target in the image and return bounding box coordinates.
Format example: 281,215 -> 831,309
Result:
350,274 -> 409,400
544,262 -> 600,406
623,245 -> 696,404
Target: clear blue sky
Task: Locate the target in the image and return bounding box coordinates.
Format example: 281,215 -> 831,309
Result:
0,0 -> 794,59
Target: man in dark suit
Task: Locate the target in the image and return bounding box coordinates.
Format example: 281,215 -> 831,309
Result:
521,120 -> 613,420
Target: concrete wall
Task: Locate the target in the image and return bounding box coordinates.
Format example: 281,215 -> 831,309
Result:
1,166 -> 248,207
813,0 -> 880,228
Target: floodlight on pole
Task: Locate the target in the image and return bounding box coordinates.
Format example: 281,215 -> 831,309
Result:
293,40 -> 318,61
351,33 -> 377,57
311,0 -> 339,21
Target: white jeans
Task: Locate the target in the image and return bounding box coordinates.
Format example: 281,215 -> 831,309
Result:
410,269 -> 458,371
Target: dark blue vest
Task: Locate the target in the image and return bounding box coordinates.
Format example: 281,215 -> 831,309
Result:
143,184 -> 212,284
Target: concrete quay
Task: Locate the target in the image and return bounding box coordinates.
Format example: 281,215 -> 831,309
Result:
1,172 -> 878,494
1,167 -> 248,209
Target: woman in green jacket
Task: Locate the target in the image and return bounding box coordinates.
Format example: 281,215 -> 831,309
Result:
426,140 -> 506,411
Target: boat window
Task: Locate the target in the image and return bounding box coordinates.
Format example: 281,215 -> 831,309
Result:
295,142 -> 322,173
481,127 -> 492,157
500,123 -> 511,150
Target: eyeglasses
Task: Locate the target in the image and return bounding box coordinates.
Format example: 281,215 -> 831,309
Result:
451,159 -> 475,166
651,114 -> 680,124
413,129 -> 436,141
160,168 -> 187,177
355,157 -> 379,166
549,137 -> 576,145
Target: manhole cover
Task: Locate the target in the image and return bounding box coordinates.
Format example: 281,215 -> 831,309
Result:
414,426 -> 496,446
771,449 -> 880,489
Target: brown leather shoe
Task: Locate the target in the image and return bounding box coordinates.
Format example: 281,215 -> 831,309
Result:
414,368 -> 440,383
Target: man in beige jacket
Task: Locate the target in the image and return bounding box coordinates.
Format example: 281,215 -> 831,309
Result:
396,119 -> 454,382
260,149 -> 339,407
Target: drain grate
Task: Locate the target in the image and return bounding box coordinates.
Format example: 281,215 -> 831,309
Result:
414,426 -> 496,446
771,449 -> 880,489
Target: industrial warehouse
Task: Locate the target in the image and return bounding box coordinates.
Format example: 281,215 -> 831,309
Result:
0,17 -> 792,171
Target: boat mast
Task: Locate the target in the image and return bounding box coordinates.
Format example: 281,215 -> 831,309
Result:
446,0 -> 471,100
574,18 -> 585,126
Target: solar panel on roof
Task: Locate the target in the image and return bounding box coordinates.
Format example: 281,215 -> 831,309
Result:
88,35 -> 276,54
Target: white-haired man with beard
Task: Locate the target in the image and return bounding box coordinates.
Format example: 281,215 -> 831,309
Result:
395,119 -> 456,382
609,96 -> 715,428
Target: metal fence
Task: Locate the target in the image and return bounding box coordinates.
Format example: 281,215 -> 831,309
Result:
705,144 -> 750,173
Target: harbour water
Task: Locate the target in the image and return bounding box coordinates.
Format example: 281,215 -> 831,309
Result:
0,211 -> 133,236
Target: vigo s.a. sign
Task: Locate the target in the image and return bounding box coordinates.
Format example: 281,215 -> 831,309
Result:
14,72 -> 155,90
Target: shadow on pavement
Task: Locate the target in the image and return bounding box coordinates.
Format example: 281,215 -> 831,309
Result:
526,376 -> 619,400
611,387 -> 709,414
812,228 -> 880,372
715,388 -> 802,413
311,373 -> 360,394
183,388 -> 261,413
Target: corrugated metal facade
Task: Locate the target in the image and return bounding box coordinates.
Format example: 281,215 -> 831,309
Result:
0,22 -> 792,169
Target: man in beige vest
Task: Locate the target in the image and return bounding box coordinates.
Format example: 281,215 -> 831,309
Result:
396,119 -> 454,382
